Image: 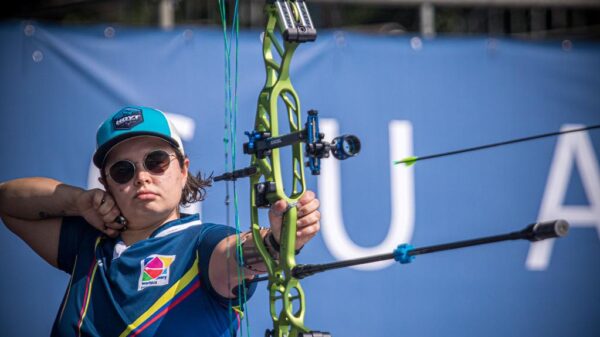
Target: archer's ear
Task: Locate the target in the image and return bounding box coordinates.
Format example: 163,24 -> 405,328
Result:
98,177 -> 107,189
181,158 -> 190,189
182,157 -> 190,173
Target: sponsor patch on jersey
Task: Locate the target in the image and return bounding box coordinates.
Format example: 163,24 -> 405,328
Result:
112,107 -> 144,130
138,254 -> 176,290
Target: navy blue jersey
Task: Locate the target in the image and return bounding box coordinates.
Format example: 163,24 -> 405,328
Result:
51,214 -> 255,337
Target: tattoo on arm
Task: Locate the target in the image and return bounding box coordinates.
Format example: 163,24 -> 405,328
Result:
240,229 -> 279,274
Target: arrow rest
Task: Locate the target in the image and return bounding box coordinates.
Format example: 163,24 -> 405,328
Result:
255,181 -> 278,208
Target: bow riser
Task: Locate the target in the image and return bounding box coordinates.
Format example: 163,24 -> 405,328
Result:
250,3 -> 309,336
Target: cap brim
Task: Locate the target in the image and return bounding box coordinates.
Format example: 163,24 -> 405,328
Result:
93,132 -> 181,168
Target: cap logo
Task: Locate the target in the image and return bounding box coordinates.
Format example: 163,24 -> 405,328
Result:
112,107 -> 144,130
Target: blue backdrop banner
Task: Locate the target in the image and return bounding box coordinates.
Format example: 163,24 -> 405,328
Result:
1,20 -> 599,337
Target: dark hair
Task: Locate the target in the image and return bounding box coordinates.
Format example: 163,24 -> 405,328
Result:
173,151 -> 212,206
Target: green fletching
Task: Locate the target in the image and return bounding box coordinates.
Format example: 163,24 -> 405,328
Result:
395,156 -> 418,166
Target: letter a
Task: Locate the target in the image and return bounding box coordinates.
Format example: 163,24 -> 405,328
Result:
526,124 -> 600,270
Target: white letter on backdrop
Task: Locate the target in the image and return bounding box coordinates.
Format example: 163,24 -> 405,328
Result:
319,120 -> 415,270
527,124 -> 600,270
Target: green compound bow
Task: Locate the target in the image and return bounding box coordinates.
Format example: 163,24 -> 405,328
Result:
215,1 -> 360,336
213,2 -> 585,336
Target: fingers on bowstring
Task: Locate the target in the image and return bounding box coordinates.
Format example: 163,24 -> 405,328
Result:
98,197 -> 116,217
103,217 -> 127,237
92,189 -> 106,208
103,216 -> 125,230
98,195 -> 124,226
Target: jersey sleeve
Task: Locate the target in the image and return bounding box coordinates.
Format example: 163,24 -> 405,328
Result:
57,216 -> 96,274
197,224 -> 257,306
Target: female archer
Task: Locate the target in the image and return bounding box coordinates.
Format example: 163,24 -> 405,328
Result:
0,106 -> 321,337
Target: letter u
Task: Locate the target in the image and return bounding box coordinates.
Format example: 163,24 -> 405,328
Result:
318,120 -> 415,270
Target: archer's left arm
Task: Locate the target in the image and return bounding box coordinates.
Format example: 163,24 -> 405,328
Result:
208,190 -> 321,298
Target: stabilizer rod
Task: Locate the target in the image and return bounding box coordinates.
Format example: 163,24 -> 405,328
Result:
289,219 -> 569,280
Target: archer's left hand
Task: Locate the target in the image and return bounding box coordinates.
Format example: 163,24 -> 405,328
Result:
268,190 -> 320,250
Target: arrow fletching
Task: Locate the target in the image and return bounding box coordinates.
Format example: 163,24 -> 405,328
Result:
394,156 -> 418,166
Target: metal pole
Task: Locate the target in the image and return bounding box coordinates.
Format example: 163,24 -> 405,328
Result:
420,2 -> 435,37
160,0 -> 175,30
530,7 -> 547,38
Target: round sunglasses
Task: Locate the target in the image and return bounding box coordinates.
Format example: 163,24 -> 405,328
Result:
106,150 -> 178,184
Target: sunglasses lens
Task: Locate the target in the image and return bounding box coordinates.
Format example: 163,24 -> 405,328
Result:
145,150 -> 172,174
107,150 -> 174,184
109,161 -> 135,184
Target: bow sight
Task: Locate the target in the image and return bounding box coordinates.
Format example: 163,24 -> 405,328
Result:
214,112 -> 361,184
243,110 -> 361,175
215,110 -> 361,210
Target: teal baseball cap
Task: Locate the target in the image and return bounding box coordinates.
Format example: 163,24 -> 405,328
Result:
93,106 -> 184,168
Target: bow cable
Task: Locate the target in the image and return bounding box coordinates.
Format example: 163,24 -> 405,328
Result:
219,1 -> 250,336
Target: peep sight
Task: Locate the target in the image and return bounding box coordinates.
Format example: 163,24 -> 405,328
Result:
331,134 -> 361,160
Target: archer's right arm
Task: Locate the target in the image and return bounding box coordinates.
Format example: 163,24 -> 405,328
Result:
0,177 -> 122,268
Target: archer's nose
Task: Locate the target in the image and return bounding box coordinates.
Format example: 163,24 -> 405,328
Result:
134,165 -> 153,186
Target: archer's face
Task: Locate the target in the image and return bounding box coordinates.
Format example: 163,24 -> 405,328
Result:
103,136 -> 189,228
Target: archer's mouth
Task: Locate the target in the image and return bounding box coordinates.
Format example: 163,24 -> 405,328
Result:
135,192 -> 158,200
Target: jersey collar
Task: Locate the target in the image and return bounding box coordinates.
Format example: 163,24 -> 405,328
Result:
148,213 -> 201,239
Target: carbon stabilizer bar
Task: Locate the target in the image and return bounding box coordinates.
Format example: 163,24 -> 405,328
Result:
291,219 -> 569,279
251,219 -> 569,283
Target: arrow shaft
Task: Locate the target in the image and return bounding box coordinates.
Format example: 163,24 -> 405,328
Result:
396,124 -> 600,165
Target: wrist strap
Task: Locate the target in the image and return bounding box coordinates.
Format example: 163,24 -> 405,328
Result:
266,231 -> 303,255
